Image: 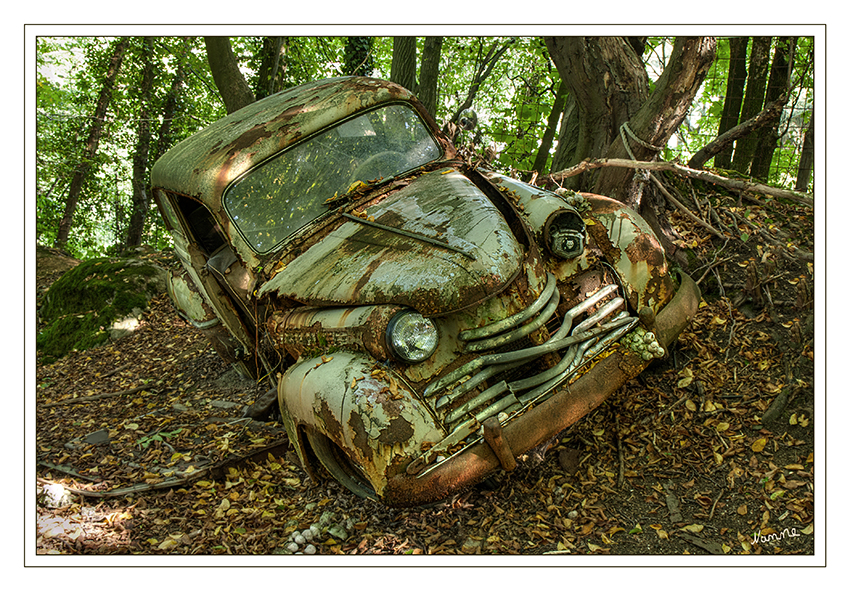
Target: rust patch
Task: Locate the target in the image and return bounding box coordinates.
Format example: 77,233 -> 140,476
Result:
316,399 -> 345,444
377,416 -> 415,446
347,412 -> 373,463
624,230 -> 665,268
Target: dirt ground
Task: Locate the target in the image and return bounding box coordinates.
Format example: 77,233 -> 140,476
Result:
32,187 -> 818,560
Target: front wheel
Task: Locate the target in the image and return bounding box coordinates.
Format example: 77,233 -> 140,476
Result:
306,430 -> 378,500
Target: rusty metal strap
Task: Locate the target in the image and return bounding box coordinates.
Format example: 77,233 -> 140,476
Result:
482,416 -> 517,472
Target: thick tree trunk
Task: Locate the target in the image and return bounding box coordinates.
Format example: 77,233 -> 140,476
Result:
390,37 -> 417,93
545,37 -> 649,192
714,37 -> 749,169
204,37 -> 256,114
54,37 -> 128,250
125,38 -> 157,250
731,37 -> 772,175
594,37 -> 716,204
751,37 -> 796,180
418,37 -> 443,118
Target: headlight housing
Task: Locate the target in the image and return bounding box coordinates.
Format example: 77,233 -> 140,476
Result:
544,209 -> 586,259
387,310 -> 439,363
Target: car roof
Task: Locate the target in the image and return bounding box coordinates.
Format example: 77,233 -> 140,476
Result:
151,77 -> 421,206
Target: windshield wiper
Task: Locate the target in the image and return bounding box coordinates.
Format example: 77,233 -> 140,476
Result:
341,212 -> 476,260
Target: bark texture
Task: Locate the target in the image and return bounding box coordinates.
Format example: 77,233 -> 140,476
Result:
204,37 -> 256,114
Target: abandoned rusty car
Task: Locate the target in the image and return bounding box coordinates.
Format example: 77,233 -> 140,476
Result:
151,77 -> 700,507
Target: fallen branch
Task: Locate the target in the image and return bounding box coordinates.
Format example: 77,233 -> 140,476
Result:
545,158 -> 814,209
42,383 -> 152,408
37,438 -> 290,499
650,174 -> 724,238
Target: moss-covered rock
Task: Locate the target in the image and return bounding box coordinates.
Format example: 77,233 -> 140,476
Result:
36,257 -> 168,360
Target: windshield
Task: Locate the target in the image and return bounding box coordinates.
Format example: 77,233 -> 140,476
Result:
223,103 -> 442,252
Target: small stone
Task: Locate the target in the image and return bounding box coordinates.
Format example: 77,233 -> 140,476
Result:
567,510 -> 579,520
327,524 -> 349,540
285,542 -> 299,553
84,429 -> 110,445
293,533 -> 306,545
461,538 -> 482,554
301,529 -> 314,541
303,544 -> 317,555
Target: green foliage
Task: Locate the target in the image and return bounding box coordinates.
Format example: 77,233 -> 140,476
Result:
35,34 -> 815,258
37,257 -> 165,359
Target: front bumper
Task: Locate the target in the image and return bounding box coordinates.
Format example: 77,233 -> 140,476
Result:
379,271 -> 700,507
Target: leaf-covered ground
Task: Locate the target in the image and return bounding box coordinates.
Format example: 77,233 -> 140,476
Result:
33,185 -> 817,558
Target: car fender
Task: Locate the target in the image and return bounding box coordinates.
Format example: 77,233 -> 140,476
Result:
277,351 -> 445,496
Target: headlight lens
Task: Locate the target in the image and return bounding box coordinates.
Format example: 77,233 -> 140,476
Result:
387,311 -> 439,363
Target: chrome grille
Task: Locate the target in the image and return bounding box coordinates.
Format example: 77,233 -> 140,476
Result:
416,272 -> 638,475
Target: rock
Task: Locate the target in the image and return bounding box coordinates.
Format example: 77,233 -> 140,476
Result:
209,400 -> 241,410
84,429 -> 110,445
461,538 -> 482,554
303,544 -> 317,555
285,542 -> 299,553
327,524 -> 349,540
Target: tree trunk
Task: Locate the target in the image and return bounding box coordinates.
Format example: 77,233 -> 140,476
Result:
418,37 -> 443,118
54,37 -> 128,251
731,36 -> 772,175
550,94 -> 578,183
255,36 -> 285,100
125,37 -> 157,250
595,37 -> 716,204
545,37 -> 649,192
795,110 -> 814,192
390,37 -> 417,93
714,37 -> 749,169
343,37 -> 374,76
751,37 -> 796,180
151,61 -> 186,164
530,81 -> 568,177
204,37 -> 256,114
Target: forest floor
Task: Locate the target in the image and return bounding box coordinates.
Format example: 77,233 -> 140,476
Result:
33,181 -> 817,559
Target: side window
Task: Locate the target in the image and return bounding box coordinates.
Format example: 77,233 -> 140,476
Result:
174,194 -> 226,255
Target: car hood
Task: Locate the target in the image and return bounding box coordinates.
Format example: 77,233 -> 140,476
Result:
257,169 -> 524,316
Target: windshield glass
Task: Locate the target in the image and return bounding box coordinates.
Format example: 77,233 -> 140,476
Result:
223,103 -> 442,252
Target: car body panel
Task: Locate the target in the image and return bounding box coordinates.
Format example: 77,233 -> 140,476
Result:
151,76 -> 700,507
258,168 -> 523,315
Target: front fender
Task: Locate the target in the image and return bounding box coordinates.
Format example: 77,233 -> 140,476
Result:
278,351 -> 445,496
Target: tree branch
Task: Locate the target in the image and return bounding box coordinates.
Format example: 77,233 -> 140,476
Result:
688,93 -> 788,169
544,158 -> 814,208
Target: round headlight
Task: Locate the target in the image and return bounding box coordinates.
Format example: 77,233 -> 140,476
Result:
387,311 -> 439,363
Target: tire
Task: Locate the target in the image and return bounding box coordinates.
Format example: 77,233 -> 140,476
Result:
306,430 -> 378,501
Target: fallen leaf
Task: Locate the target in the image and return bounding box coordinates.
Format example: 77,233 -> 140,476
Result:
751,438 -> 767,453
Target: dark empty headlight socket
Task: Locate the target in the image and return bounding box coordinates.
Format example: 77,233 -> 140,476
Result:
544,209 -> 586,259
